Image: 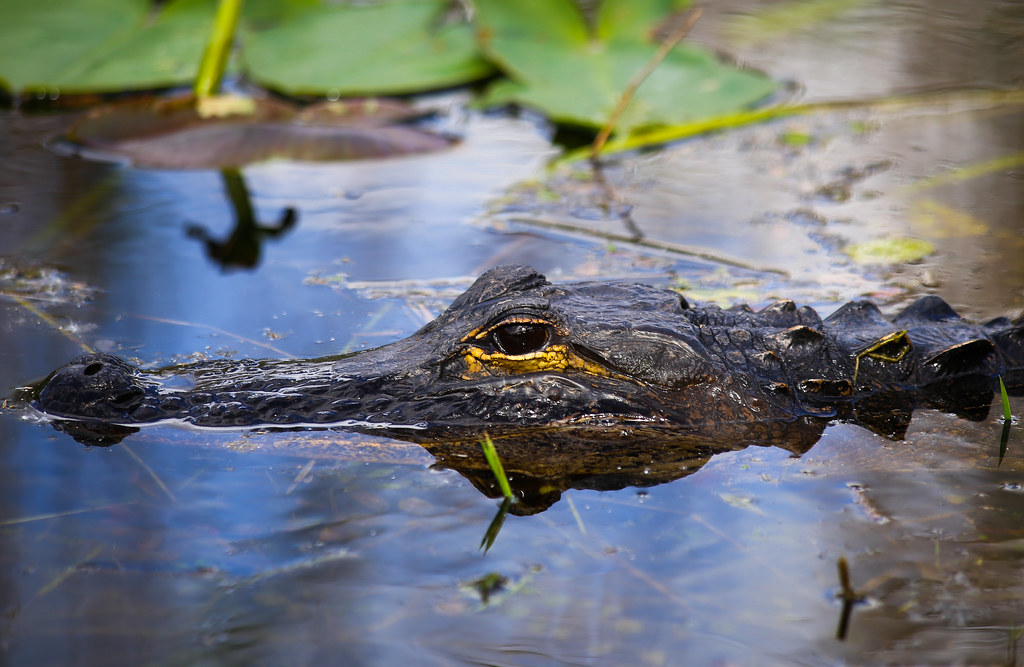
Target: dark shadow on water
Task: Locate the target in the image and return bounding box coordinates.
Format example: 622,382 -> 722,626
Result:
186,169 -> 297,270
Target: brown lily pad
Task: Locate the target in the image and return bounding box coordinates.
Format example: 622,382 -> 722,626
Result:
63,94 -> 456,168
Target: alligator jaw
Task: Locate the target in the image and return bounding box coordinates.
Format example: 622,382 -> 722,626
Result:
29,346 -> 665,446
24,265 -> 1024,448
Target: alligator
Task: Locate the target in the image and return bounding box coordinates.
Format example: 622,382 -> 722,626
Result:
29,264 -> 1024,449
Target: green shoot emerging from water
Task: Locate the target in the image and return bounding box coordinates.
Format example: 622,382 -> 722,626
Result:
998,376 -> 1013,466
481,434 -> 514,500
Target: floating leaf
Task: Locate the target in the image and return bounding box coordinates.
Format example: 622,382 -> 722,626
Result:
243,0 -> 493,96
0,0 -> 491,98
474,0 -> 776,132
0,0 -> 213,95
64,94 -> 456,168
845,237 -> 935,265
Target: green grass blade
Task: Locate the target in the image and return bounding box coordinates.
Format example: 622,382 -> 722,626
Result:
1000,376 -> 1012,422
479,497 -> 512,552
481,434 -> 514,499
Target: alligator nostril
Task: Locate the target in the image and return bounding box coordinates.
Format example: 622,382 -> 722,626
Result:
83,362 -> 103,376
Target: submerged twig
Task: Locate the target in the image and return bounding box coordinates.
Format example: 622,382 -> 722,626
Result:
0,502 -> 136,527
122,443 -> 177,503
498,213 -> 788,275
35,545 -> 103,598
565,495 -> 587,536
131,314 -> 294,357
286,458 -> 317,495
11,295 -> 93,353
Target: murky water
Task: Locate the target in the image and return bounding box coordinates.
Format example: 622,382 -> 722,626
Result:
3,2 -> 1024,665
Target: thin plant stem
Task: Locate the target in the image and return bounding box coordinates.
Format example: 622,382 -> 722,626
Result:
565,88 -> 1024,165
591,8 -> 703,160
194,0 -> 243,98
12,295 -> 93,353
122,444 -> 177,503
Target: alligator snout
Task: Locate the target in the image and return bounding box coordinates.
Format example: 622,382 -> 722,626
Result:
23,266 -> 1024,445
35,353 -> 149,421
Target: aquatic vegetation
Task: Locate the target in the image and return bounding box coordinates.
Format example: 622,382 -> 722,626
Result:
480,434 -> 514,500
474,0 -> 775,133
0,0 -> 776,159
845,236 -> 935,265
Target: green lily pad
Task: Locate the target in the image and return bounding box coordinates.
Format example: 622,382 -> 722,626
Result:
845,237 -> 936,265
0,0 -> 212,95
242,0 -> 493,96
474,0 -> 777,132
65,94 -> 456,168
0,0 -> 491,98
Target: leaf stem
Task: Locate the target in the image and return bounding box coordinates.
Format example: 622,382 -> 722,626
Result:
570,88 -> 1024,165
591,8 -> 703,160
194,0 -> 243,98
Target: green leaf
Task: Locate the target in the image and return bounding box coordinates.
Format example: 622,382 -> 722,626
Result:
596,0 -> 691,43
480,434 -> 513,500
474,0 -> 776,132
0,0 -> 491,98
0,0 -> 214,94
242,0 -> 493,96
0,0 -> 144,93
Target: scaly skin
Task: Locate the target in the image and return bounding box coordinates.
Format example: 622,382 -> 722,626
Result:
30,265 -> 1024,443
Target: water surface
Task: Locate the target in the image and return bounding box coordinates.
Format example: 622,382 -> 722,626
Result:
3,2 -> 1024,664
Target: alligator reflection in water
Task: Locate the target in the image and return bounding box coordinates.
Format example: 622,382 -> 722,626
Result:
25,265 -> 1024,510
417,421 -> 829,514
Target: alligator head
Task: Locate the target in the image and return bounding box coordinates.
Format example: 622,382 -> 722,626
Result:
30,265 -> 1024,446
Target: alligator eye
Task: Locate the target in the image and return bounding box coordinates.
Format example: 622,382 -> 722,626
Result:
490,322 -> 551,356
